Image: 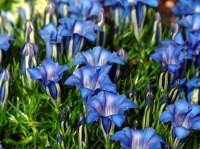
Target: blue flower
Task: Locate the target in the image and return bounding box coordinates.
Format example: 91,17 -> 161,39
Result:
0,141 -> 3,149
0,34 -> 15,51
160,99 -> 200,140
64,65 -> 116,100
58,18 -> 102,59
184,77 -> 200,104
104,0 -> 132,29
0,68 -> 10,111
137,0 -> 159,7
185,30 -> 200,68
178,14 -> 200,32
72,46 -> 124,67
0,34 -> 15,64
51,0 -> 70,18
150,41 -> 192,73
171,0 -> 194,16
111,127 -> 168,149
105,0 -> 158,40
68,0 -> 103,20
39,23 -> 62,61
28,59 -> 69,101
86,91 -> 137,134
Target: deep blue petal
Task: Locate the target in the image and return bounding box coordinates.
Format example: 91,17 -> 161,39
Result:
80,87 -> 94,99
86,111 -> 100,123
168,64 -> 180,73
110,114 -> 125,127
27,68 -> 43,80
174,126 -> 189,139
160,111 -> 174,123
103,117 -> 112,134
150,53 -> 163,63
174,32 -> 184,45
192,14 -> 200,30
174,99 -> 189,115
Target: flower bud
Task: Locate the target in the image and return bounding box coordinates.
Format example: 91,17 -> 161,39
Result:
0,69 -> 10,111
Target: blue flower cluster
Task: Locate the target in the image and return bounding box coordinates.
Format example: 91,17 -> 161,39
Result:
149,1 -> 200,148
104,0 -> 160,42
64,46 -> 137,140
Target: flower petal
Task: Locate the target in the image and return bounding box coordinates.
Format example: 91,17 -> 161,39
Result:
159,111 -> 174,123
86,111 -> 100,123
28,68 -> 43,80
110,114 -> 125,127
174,126 -> 189,139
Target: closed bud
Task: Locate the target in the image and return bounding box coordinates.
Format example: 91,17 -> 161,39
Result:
171,23 -> 179,40
161,94 -> 168,104
96,10 -> 106,46
78,113 -> 88,149
66,104 -> 71,114
0,68 -> 10,111
56,132 -> 63,143
146,83 -> 152,106
24,20 -> 35,43
44,2 -> 57,26
56,132 -> 65,149
59,112 -> 66,122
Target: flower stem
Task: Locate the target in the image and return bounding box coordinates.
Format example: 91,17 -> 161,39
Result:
173,137 -> 180,149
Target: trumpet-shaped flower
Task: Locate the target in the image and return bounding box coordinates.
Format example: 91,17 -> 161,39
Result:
150,40 -> 192,73
0,34 -> 15,64
104,0 -> 158,35
160,99 -> 200,140
0,69 -> 10,111
51,0 -> 70,18
185,30 -> 200,68
171,0 -> 194,16
72,46 -> 124,67
104,0 -> 132,29
111,127 -> 168,149
28,59 -> 69,100
64,65 -> 116,100
39,23 -> 62,61
178,14 -> 200,32
58,18 -> 102,59
86,91 -> 137,133
184,77 -> 200,104
68,0 -> 103,20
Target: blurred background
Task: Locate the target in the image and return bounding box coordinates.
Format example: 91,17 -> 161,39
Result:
159,0 -> 178,24
0,0 -> 178,25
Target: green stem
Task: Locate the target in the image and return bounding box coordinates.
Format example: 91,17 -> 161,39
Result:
173,137 -> 180,149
